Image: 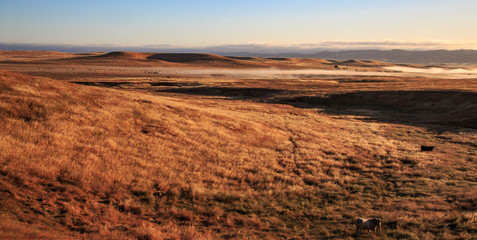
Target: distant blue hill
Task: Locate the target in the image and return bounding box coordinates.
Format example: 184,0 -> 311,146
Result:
1,43 -> 477,64
304,49 -> 477,64
221,49 -> 477,64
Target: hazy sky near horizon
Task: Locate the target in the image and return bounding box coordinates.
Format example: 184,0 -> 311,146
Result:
1,0 -> 477,50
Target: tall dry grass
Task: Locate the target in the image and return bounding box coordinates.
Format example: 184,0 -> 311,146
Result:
0,69 -> 476,239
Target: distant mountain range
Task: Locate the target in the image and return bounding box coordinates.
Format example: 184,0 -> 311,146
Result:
220,49 -> 477,64
1,43 -> 477,64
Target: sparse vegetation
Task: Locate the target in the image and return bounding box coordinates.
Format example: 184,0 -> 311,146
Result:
0,51 -> 476,239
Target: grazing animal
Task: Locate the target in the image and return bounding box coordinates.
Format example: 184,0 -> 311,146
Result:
356,218 -> 381,234
420,145 -> 435,152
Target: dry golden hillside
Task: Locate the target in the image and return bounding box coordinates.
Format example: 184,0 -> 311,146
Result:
0,50 -> 399,69
0,51 -> 476,239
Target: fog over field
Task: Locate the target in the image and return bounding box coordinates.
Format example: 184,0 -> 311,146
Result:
383,66 -> 477,78
162,67 -> 477,79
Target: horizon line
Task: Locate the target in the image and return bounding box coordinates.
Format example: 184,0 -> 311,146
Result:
1,41 -> 477,53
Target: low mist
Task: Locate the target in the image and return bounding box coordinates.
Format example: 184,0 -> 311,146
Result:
157,67 -> 477,79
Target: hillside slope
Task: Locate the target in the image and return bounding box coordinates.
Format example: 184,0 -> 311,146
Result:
0,70 -> 476,239
48,51 -> 271,68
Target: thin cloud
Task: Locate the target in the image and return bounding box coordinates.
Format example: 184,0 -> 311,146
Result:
1,40 -> 477,53
237,41 -> 477,50
194,41 -> 477,53
312,40 -> 477,50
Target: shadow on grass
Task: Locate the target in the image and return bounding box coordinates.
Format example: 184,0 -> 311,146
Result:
158,87 -> 477,129
70,80 -> 477,130
159,87 -> 477,130
157,86 -> 291,99
274,90 -> 477,130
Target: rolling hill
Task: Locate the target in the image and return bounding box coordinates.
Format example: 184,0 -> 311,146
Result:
0,67 -> 476,239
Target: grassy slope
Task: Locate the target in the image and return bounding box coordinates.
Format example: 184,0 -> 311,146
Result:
0,70 -> 476,239
0,50 -> 396,69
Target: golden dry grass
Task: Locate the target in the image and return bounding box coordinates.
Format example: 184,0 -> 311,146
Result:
0,52 -> 476,239
0,50 -> 395,69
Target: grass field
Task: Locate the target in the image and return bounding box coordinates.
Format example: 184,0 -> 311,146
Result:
0,52 -> 476,239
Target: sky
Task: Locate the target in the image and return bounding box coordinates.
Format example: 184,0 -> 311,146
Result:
1,0 -> 477,51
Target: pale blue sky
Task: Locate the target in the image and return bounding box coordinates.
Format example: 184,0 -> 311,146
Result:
1,0 -> 476,49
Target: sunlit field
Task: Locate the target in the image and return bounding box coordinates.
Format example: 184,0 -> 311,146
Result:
0,51 -> 476,239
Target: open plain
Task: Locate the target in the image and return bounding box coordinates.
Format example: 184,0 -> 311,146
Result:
0,51 -> 476,239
